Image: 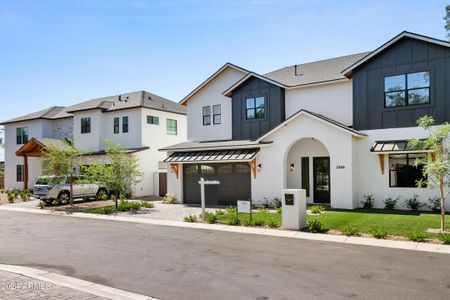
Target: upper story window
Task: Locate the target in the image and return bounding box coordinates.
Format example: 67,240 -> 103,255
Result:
202,106 -> 211,126
389,153 -> 426,188
166,118 -> 177,135
81,117 -> 91,134
147,115 -> 159,125
246,97 -> 265,120
384,71 -> 430,108
113,117 -> 120,134
213,105 -> 221,124
16,127 -> 28,144
122,116 -> 129,133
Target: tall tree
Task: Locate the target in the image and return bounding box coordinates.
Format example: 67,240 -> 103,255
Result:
409,116 -> 450,231
83,140 -> 142,209
40,140 -> 82,205
445,5 -> 450,40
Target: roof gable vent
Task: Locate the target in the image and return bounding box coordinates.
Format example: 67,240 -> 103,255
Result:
294,65 -> 303,77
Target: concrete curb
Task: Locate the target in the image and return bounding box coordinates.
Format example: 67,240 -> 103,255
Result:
1,205 -> 450,254
0,264 -> 158,300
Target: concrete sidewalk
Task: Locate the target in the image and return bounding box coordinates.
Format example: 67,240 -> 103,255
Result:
1,204 -> 449,254
0,265 -> 156,300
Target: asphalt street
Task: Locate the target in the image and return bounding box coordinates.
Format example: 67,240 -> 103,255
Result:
0,211 -> 449,300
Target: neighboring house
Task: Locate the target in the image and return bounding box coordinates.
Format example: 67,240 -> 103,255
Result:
161,31 -> 450,210
0,91 -> 186,197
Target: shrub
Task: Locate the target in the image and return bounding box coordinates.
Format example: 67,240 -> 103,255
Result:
340,225 -> 359,236
273,198 -> 282,209
101,193 -> 108,201
383,196 -> 399,210
225,206 -> 237,215
162,193 -> 177,204
119,194 -> 126,201
266,217 -> 279,228
361,194 -> 374,209
306,219 -> 327,233
20,191 -> 29,202
437,233 -> 450,245
39,201 -> 45,209
184,214 -> 197,222
404,195 -> 424,211
369,227 -> 387,239
102,207 -> 114,214
276,207 -> 282,214
214,209 -> 225,216
140,201 -> 154,208
204,211 -> 217,224
117,199 -> 142,211
407,230 -> 427,242
226,215 -> 240,226
7,193 -> 15,203
110,194 -> 116,201
309,205 -> 325,214
428,197 -> 441,213
243,218 -> 255,226
253,218 -> 264,226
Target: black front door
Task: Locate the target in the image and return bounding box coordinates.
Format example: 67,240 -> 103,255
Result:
313,157 -> 330,203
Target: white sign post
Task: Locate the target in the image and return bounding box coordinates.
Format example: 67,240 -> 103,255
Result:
198,177 -> 220,221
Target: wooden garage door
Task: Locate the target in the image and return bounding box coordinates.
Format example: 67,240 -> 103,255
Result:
183,163 -> 251,206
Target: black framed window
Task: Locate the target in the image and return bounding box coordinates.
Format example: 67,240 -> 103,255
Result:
384,71 -> 430,107
389,153 -> 427,187
213,104 -> 221,124
113,117 -> 120,134
81,117 -> 91,134
16,164 -> 23,182
246,97 -> 265,119
301,157 -> 310,197
147,115 -> 159,125
166,118 -> 177,135
16,127 -> 28,144
202,106 -> 211,126
122,116 -> 129,133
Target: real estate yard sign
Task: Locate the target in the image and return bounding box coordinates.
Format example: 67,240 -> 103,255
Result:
237,200 -> 252,220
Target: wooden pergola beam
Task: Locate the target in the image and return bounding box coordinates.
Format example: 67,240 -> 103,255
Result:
378,154 -> 385,175
248,159 -> 257,179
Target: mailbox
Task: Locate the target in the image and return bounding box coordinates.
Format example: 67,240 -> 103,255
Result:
281,189 -> 306,230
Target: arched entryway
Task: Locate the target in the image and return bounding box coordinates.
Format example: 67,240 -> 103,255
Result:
285,137 -> 330,204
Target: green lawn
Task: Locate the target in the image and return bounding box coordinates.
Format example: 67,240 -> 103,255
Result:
216,208 -> 449,238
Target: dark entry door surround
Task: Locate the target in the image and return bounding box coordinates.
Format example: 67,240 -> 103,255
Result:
313,157 -> 330,203
183,163 -> 251,206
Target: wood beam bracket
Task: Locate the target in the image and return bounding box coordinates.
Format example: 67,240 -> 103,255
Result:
170,163 -> 180,179
378,154 -> 385,175
248,159 -> 257,179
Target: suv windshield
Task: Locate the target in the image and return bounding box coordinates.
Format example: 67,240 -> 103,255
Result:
35,177 -> 51,185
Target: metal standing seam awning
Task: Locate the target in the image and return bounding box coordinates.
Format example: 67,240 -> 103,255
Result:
370,139 -> 431,175
164,148 -> 259,163
164,148 -> 260,179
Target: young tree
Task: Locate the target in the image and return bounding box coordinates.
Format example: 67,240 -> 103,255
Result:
409,116 -> 450,231
40,140 -> 82,205
445,5 -> 450,40
83,140 -> 142,209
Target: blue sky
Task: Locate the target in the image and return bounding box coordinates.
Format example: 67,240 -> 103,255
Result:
0,0 -> 449,159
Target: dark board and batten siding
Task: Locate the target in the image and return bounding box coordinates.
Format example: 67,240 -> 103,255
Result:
231,76 -> 285,140
353,37 -> 450,130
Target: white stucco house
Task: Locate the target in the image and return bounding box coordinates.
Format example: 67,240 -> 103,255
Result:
161,31 -> 450,211
1,91 -> 186,197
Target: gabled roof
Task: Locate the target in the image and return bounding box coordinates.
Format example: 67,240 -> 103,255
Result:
1,91 -> 185,125
342,31 -> 450,77
257,110 -> 366,142
265,52 -> 369,87
223,72 -> 287,97
179,63 -> 250,106
15,138 -> 72,157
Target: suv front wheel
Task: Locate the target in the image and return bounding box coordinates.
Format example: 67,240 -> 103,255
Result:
58,191 -> 70,205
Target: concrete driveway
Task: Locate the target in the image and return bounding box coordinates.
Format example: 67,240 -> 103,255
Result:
0,211 -> 449,300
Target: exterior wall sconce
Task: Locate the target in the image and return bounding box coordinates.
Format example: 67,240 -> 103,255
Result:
257,164 -> 262,172
289,164 -> 295,171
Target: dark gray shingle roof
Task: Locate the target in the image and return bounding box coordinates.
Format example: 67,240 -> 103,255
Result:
264,52 -> 370,87
1,91 -> 185,125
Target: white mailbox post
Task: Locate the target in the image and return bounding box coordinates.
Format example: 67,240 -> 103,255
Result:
198,177 -> 220,221
281,189 -> 307,230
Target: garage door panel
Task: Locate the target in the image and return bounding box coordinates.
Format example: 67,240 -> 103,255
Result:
183,163 -> 251,206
